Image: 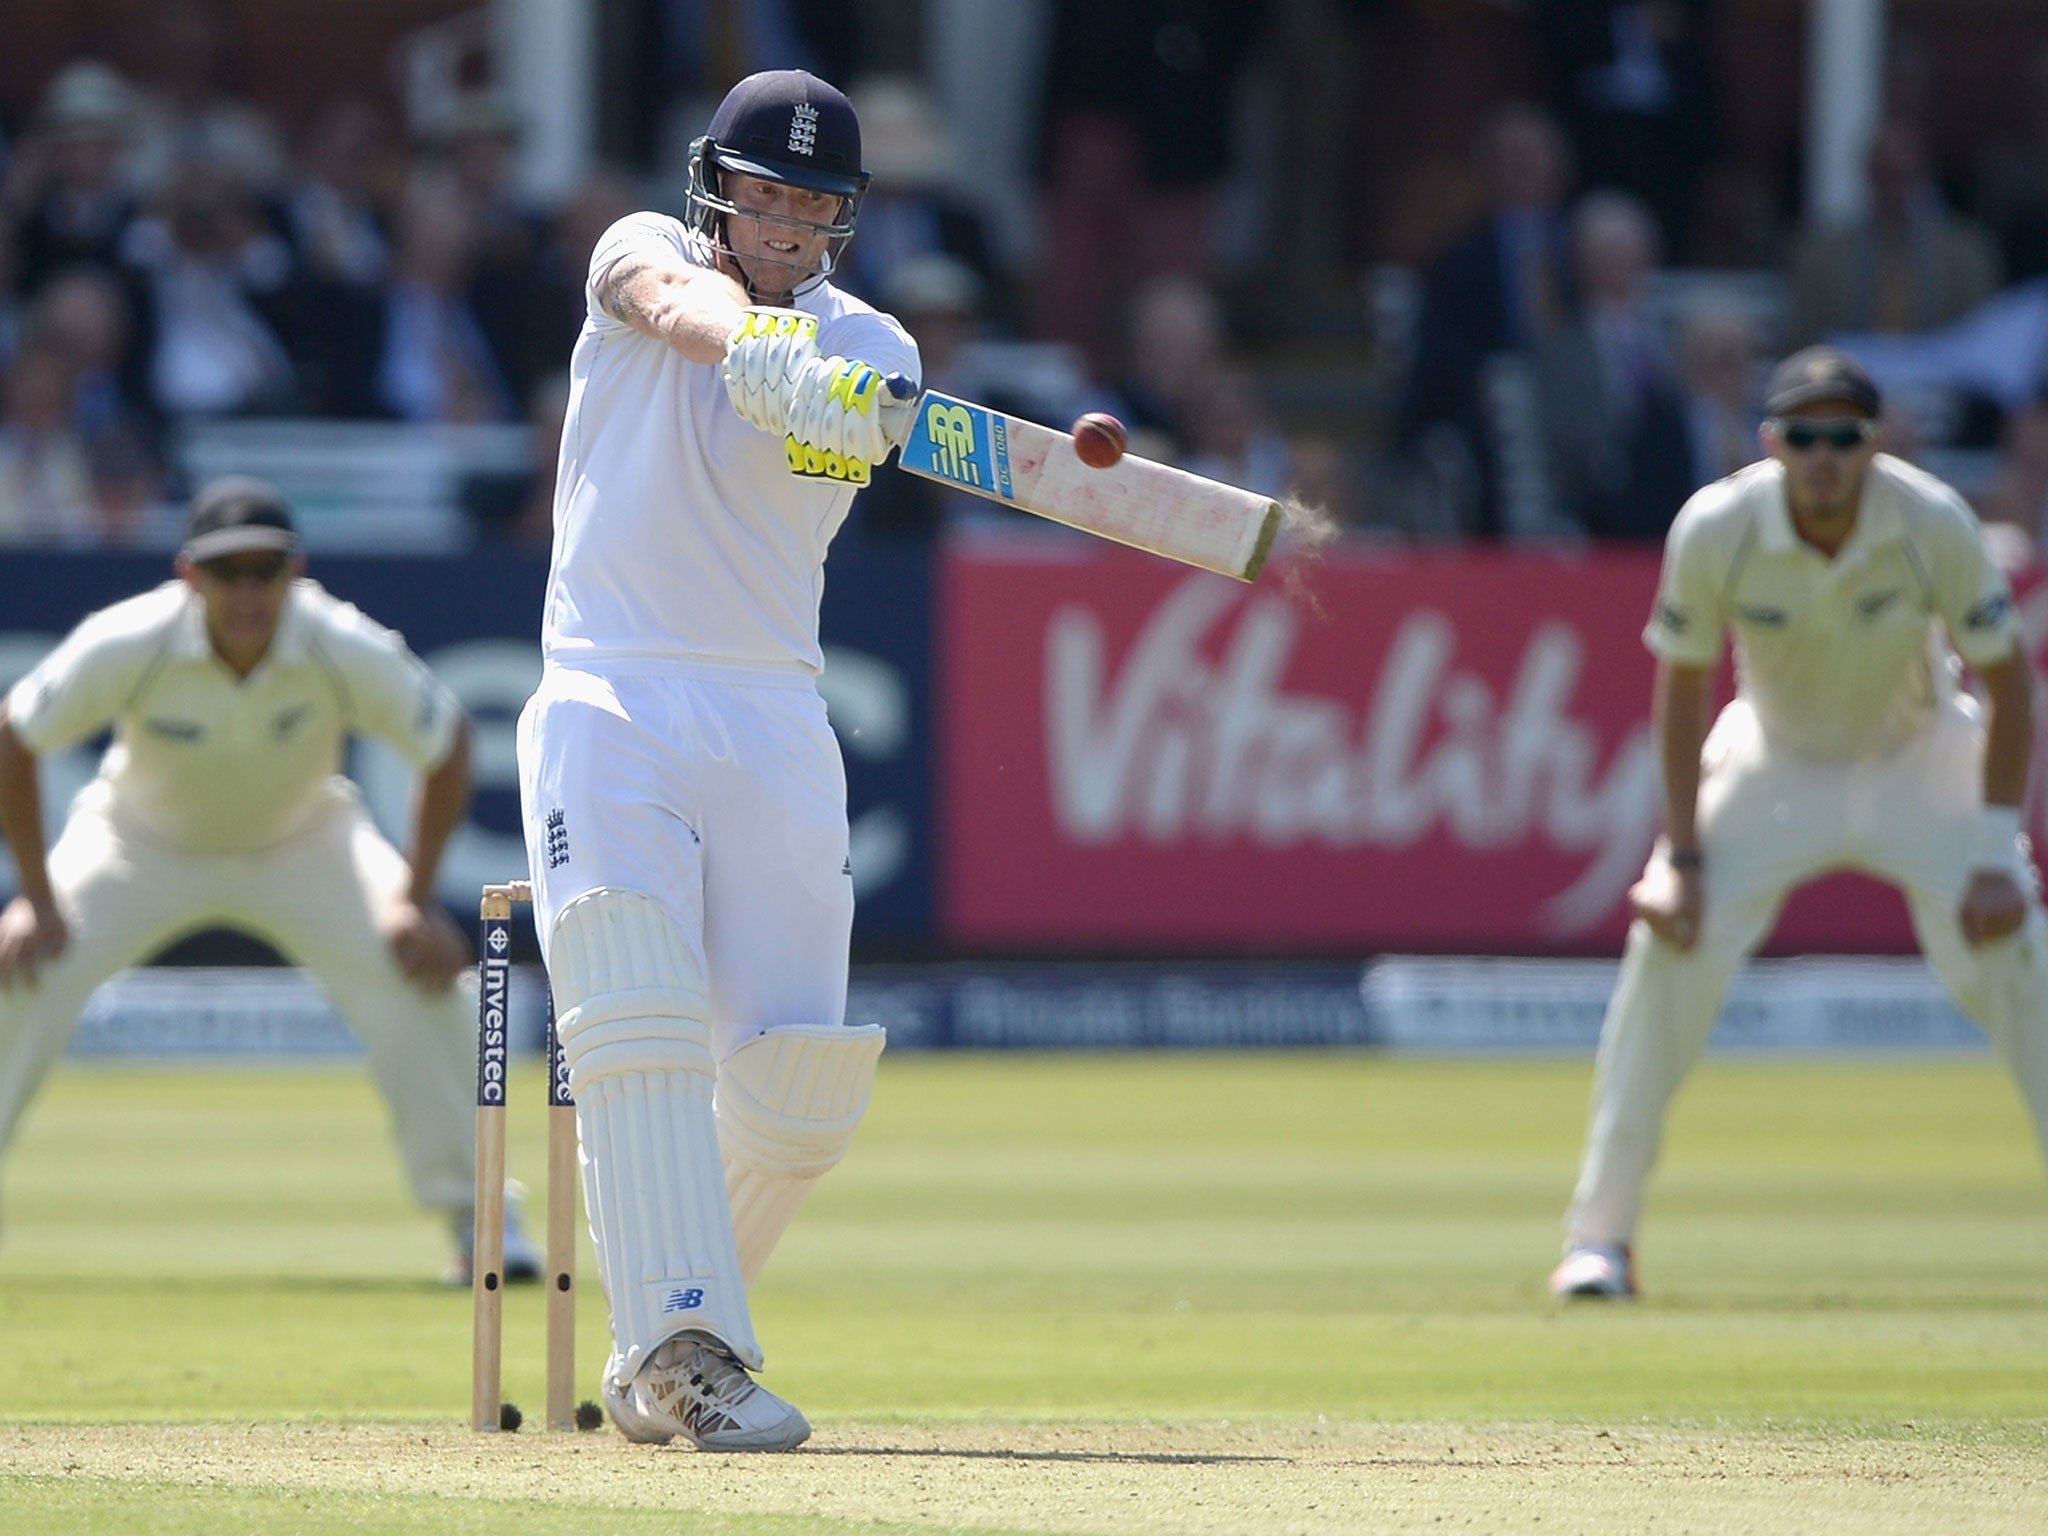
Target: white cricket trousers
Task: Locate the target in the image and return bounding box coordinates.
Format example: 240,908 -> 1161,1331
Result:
1566,694 -> 2048,1246
0,777 -> 475,1212
516,663 -> 855,1375
515,663 -> 854,1043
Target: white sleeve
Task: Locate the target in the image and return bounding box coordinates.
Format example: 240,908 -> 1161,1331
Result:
1641,494 -> 1728,668
1927,497 -> 2021,668
585,212 -> 701,327
4,604 -> 163,755
313,606 -> 462,771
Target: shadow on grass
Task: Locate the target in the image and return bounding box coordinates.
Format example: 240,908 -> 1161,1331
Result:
0,1274 -> 478,1297
802,1443 -> 1285,1465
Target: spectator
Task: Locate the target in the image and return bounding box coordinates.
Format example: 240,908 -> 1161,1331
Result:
1112,273 -> 1230,462
373,183 -> 517,425
284,96 -> 397,290
854,254 -> 1033,537
80,417 -> 172,547
0,334 -> 95,545
1973,45 -> 2048,285
461,374 -> 570,548
1528,191 -> 1694,541
1672,301 -> 1767,491
1977,399 -> 2048,558
6,61 -> 141,299
882,253 -> 1097,424
122,160 -> 299,418
832,78 -> 1009,327
121,0 -> 290,198
1393,102 -> 1577,539
281,97 -> 401,415
1031,0 -> 1276,371
417,91 -> 557,408
1182,367 -> 1293,504
1831,267 -> 2048,447
0,230 -> 19,375
1533,0 -> 1719,261
29,265 -> 152,443
1784,117 -> 2003,350
1286,433 -> 1367,534
531,166 -> 643,384
1685,157 -> 1786,271
639,0 -> 828,146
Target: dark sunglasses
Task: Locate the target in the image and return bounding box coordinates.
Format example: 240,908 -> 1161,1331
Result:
199,552 -> 291,584
1772,417 -> 1878,452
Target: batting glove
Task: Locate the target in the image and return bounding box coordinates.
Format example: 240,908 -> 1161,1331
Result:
783,356 -> 893,475
723,307 -> 820,434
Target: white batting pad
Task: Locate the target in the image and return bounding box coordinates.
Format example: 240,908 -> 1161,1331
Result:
717,1024 -> 885,1286
550,889 -> 761,1374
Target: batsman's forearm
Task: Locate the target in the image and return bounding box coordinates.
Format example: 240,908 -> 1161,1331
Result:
0,717 -> 54,906
1976,653 -> 2035,809
405,719 -> 473,905
1653,663 -> 1713,851
596,256 -> 749,364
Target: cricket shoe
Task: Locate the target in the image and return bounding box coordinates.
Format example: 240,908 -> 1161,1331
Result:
604,1333 -> 811,1452
1549,1242 -> 1636,1299
444,1183 -> 544,1287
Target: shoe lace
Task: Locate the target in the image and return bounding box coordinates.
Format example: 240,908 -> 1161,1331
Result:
661,1336 -> 757,1409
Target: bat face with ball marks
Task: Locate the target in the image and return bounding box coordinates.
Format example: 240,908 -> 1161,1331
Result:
882,380 -> 1281,581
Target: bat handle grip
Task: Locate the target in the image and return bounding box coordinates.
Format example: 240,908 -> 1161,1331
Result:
880,372 -> 918,447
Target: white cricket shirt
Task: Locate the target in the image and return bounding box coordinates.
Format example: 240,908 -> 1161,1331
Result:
542,213 -> 919,677
1644,454 -> 2020,762
6,580 -> 460,853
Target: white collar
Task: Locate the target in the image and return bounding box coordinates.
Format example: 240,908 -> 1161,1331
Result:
1756,459 -> 1902,562
169,579 -> 312,670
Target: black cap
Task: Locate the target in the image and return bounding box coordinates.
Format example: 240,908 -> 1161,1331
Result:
1764,346 -> 1882,418
704,70 -> 865,197
181,476 -> 299,561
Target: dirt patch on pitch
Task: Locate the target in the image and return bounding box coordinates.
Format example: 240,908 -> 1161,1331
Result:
4,1420 -> 2045,1534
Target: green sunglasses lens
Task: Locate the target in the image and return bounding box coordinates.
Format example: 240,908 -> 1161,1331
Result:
1781,421 -> 1872,451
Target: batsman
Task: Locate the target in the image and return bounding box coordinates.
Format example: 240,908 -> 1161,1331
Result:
515,69 -> 913,1449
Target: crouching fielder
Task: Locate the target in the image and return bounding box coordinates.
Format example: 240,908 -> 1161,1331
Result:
517,70 -> 910,1450
0,476 -> 537,1284
1553,347 -> 2048,1299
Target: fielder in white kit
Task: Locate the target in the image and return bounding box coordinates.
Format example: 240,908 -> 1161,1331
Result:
516,70 -> 914,1449
1553,348 -> 2048,1298
0,476 -> 538,1281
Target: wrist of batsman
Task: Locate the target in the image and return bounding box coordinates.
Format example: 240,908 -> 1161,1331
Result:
785,357 -> 891,463
1973,805 -> 2025,873
723,307 -> 820,433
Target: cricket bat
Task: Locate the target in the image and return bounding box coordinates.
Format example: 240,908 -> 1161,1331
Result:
882,379 -> 1282,582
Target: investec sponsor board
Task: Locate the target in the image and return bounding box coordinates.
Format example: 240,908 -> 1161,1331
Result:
476,926 -> 510,1106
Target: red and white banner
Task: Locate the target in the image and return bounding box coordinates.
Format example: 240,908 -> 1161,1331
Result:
938,538 -> 1931,955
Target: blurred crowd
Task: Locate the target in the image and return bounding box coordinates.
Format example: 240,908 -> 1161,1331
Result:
0,39 -> 625,549
5,0 -> 2048,555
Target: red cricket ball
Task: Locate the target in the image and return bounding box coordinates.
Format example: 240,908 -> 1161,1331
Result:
1071,412 -> 1128,469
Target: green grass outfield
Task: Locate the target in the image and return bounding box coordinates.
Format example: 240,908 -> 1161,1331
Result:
1,1052 -> 2044,1534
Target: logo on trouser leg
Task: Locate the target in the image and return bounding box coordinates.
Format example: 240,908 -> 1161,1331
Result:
545,808 -> 570,869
